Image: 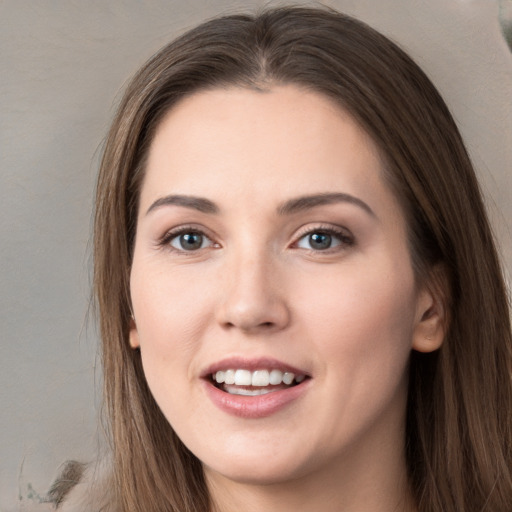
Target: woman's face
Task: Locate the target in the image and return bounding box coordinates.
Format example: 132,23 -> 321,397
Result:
129,86 -> 439,488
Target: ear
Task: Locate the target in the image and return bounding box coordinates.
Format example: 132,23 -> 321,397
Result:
129,315 -> 140,349
411,267 -> 449,353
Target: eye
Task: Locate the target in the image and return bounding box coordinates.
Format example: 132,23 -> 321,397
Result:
168,231 -> 213,251
295,228 -> 352,251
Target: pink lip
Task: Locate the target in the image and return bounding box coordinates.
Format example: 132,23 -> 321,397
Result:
203,379 -> 310,418
201,356 -> 311,419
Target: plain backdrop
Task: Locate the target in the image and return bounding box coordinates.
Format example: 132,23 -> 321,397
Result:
1,0 -> 511,510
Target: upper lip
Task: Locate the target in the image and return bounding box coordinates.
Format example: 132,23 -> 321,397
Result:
201,356 -> 310,378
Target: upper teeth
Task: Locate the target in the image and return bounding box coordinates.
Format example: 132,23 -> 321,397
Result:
213,369 -> 305,386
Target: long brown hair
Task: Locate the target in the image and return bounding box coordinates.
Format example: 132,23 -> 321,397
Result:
93,6 -> 512,511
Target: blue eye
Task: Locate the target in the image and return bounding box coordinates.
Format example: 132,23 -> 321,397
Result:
296,229 -> 349,251
169,231 -> 212,251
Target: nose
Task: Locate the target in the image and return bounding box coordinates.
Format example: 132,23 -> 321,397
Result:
216,251 -> 291,334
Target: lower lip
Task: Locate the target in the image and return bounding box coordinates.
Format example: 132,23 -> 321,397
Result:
203,379 -> 310,419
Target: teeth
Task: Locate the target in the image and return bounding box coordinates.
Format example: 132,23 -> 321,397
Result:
213,369 -> 306,387
234,369 -> 252,386
224,369 -> 235,385
282,372 -> 294,385
252,370 -> 269,386
269,369 -> 283,385
223,386 -> 276,396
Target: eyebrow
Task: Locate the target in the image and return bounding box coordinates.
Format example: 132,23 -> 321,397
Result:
277,192 -> 375,217
145,192 -> 375,218
146,195 -> 219,215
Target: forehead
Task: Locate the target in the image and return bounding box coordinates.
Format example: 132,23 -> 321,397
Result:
140,86 -> 391,212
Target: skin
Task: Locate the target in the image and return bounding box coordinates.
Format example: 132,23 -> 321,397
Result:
129,86 -> 444,511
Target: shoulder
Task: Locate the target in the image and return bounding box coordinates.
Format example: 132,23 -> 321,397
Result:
49,459 -> 114,512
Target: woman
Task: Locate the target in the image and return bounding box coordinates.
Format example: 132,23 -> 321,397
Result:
60,5 -> 512,511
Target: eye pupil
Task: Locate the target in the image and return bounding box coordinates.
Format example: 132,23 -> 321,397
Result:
309,232 -> 331,250
180,232 -> 203,250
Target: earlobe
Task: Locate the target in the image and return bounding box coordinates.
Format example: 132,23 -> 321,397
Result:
411,273 -> 449,353
129,316 -> 140,349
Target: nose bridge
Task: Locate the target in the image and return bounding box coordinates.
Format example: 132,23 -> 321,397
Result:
217,240 -> 289,332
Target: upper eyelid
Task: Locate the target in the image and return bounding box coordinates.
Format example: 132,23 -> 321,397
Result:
160,224 -> 213,238
158,224 -> 217,247
293,223 -> 353,240
291,224 -> 355,249
156,222 -> 354,248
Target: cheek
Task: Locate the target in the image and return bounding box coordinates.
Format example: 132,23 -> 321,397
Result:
296,261 -> 417,373
130,265 -> 216,428
130,263 -> 214,376
291,263 -> 416,445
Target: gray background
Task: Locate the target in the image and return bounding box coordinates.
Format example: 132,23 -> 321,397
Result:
1,0 -> 511,510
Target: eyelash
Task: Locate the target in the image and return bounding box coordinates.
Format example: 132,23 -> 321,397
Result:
157,224 -> 354,254
157,225 -> 216,254
293,224 -> 354,253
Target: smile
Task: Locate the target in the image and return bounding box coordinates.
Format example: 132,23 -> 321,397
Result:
212,369 -> 306,395
203,359 -> 311,418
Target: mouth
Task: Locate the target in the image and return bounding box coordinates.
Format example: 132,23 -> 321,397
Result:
201,358 -> 311,417
211,368 -> 308,396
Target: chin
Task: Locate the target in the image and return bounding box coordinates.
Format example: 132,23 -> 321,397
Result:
198,439 -> 318,487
